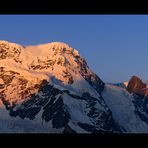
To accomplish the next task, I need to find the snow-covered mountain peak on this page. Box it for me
[33,41,79,57]
[0,40,112,133]
[0,40,104,106]
[1,40,148,133]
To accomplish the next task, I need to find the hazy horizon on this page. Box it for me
[0,15,148,83]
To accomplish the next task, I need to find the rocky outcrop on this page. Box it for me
[0,41,22,63]
[127,76,148,97]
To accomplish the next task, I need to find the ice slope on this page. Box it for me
[102,84,148,133]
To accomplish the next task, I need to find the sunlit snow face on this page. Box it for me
[0,41,102,106]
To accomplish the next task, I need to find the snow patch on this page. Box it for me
[63,94,92,124]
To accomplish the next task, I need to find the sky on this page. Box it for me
[0,15,148,83]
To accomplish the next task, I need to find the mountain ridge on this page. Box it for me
[0,40,117,133]
[0,40,148,133]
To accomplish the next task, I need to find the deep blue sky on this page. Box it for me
[0,15,148,83]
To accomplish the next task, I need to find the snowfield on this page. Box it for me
[102,84,148,133]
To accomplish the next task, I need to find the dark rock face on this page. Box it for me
[4,80,121,133]
[75,55,104,94]
[127,76,147,97]
[132,94,148,124]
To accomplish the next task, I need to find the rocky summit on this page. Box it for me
[127,76,148,97]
